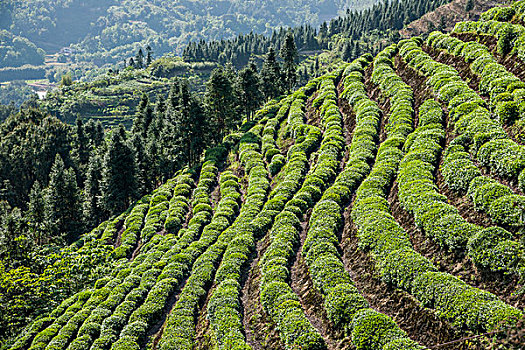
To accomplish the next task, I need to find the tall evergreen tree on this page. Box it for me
[342,41,353,61]
[101,126,137,216]
[237,60,262,120]
[44,154,82,242]
[83,153,104,229]
[465,0,474,12]
[84,119,105,148]
[26,181,46,245]
[132,93,153,139]
[72,118,90,184]
[260,47,282,100]
[146,45,153,66]
[130,133,150,195]
[280,30,298,92]
[170,80,207,167]
[205,67,239,143]
[135,48,144,69]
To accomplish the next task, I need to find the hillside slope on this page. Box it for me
[400,0,504,36]
[6,2,525,350]
[0,0,378,65]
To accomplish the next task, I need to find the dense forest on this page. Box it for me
[6,0,455,129]
[0,0,378,67]
[182,0,451,67]
[0,30,44,68]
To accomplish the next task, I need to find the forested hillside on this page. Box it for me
[2,1,525,349]
[26,0,453,128]
[0,0,377,67]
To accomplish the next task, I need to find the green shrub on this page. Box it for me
[467,227,523,272]
[351,309,408,350]
[489,194,525,227]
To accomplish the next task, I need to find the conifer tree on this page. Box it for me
[465,0,474,12]
[130,133,150,195]
[132,93,153,139]
[136,48,144,69]
[205,67,239,143]
[26,181,46,245]
[280,30,298,92]
[260,47,282,100]
[237,60,262,119]
[83,153,104,229]
[72,118,90,183]
[342,41,352,61]
[44,154,82,242]
[101,126,137,216]
[146,45,153,66]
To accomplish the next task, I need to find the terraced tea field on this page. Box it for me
[9,2,525,349]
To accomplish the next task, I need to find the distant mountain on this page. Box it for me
[0,0,379,67]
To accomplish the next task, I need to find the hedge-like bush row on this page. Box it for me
[258,72,350,350]
[140,173,189,242]
[82,156,231,350]
[444,139,525,228]
[400,99,524,273]
[428,31,525,125]
[13,107,270,350]
[26,292,93,350]
[262,98,290,166]
[400,37,525,227]
[455,19,525,55]
[26,156,225,350]
[128,173,241,350]
[163,172,194,234]
[353,43,524,332]
[155,107,280,349]
[304,56,426,350]
[170,160,219,254]
[371,46,414,140]
[399,37,525,181]
[399,100,477,250]
[207,86,332,349]
[207,117,273,349]
[26,235,170,350]
[100,212,128,244]
[112,196,149,259]
[74,236,178,350]
[459,0,525,56]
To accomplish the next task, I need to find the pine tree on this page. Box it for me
[130,133,150,195]
[132,93,153,139]
[83,153,104,229]
[353,41,361,58]
[72,118,90,183]
[280,31,298,92]
[146,45,153,66]
[101,126,137,216]
[342,41,353,61]
[205,67,239,143]
[26,181,46,245]
[237,60,262,119]
[44,154,82,242]
[260,47,282,100]
[166,80,207,169]
[136,48,144,69]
